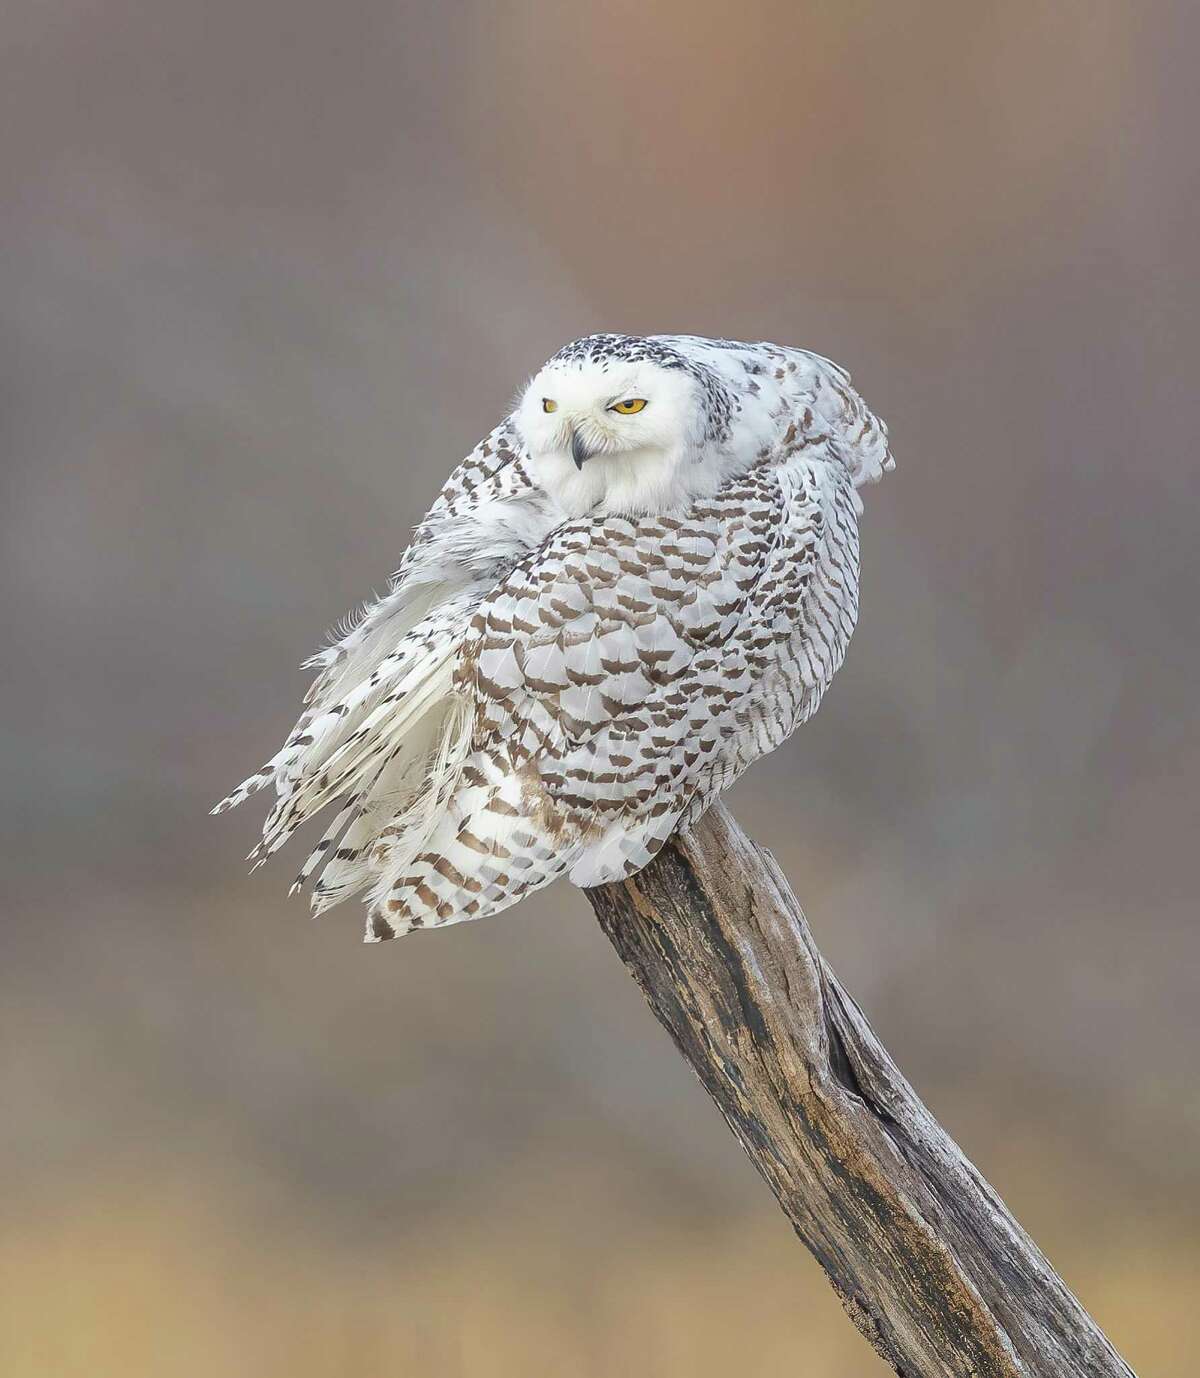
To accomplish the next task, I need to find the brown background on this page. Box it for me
[2,3,1197,1374]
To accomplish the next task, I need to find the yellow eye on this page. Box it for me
[610,398,648,414]
[542,398,557,413]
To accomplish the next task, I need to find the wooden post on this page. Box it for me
[586,801,1136,1378]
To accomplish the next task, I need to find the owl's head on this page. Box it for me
[515,334,735,516]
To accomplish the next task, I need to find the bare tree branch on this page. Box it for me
[586,801,1136,1378]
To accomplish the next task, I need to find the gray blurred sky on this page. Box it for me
[2,0,1197,1253]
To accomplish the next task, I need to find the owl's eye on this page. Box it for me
[610,398,648,414]
[542,398,558,413]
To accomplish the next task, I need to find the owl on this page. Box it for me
[215,334,893,940]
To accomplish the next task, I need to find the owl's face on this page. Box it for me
[518,357,701,471]
[515,355,707,516]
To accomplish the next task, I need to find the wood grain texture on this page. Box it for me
[586,801,1135,1378]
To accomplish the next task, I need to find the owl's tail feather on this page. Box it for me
[305,693,475,914]
[210,581,466,819]
[361,760,577,941]
[214,579,481,923]
[249,646,459,862]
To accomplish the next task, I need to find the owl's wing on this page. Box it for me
[462,448,857,888]
[298,419,537,724]
[211,419,538,857]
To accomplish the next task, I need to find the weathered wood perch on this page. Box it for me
[586,801,1135,1378]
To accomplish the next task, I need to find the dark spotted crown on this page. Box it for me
[547,334,735,444]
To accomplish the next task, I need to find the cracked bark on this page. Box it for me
[585,801,1135,1378]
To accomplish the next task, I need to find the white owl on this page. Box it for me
[215,334,893,940]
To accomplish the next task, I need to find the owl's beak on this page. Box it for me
[569,427,596,471]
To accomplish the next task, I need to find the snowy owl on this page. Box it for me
[215,334,893,941]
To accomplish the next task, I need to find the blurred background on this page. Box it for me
[2,2,1197,1374]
